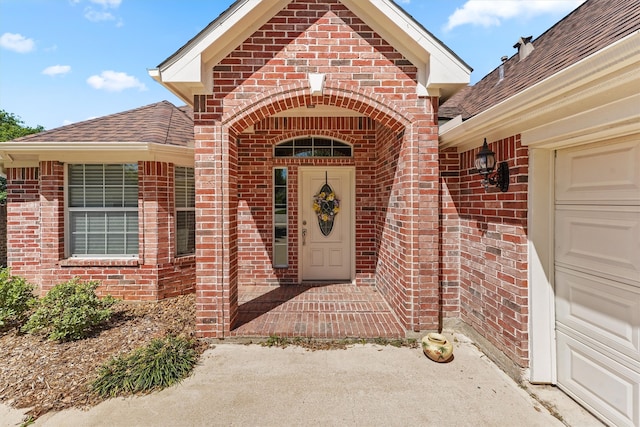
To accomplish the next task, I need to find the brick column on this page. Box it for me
[194,101,238,338]
[40,161,64,266]
[414,97,441,332]
[6,167,40,285]
[140,161,172,267]
[439,147,461,320]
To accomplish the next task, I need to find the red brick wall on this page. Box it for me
[439,148,460,318]
[6,161,195,301]
[236,117,376,286]
[193,0,440,337]
[6,167,40,284]
[0,204,5,267]
[456,136,529,367]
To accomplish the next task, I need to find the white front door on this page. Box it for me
[300,167,353,282]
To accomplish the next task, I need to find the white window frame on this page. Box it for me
[273,167,288,268]
[65,163,139,258]
[273,137,353,158]
[175,166,195,257]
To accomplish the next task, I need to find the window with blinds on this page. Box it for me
[67,164,139,257]
[175,166,195,256]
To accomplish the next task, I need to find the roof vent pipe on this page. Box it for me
[498,56,508,82]
[513,36,534,61]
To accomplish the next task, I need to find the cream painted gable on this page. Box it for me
[149,0,471,104]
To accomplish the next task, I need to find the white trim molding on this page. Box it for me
[149,0,471,105]
[0,141,194,171]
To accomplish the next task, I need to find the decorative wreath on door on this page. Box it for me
[313,182,340,236]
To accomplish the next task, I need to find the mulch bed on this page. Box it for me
[0,294,202,418]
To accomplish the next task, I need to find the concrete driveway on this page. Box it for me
[2,334,601,427]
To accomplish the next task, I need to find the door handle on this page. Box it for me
[302,228,307,246]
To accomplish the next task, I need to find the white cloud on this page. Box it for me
[90,0,121,7]
[84,8,115,22]
[87,70,147,92]
[0,32,35,53]
[79,0,122,24]
[445,0,587,31]
[42,65,72,76]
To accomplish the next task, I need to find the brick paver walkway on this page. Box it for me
[230,283,405,338]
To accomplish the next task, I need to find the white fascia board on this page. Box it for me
[522,93,640,149]
[154,0,290,102]
[0,142,194,168]
[439,30,640,151]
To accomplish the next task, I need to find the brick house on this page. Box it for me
[0,1,638,425]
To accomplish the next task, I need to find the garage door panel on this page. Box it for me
[556,267,640,362]
[555,206,640,284]
[556,139,640,205]
[555,139,640,427]
[557,332,640,427]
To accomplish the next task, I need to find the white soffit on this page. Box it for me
[150,0,470,105]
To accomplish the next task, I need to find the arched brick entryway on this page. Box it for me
[194,83,440,338]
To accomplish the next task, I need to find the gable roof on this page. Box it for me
[440,0,640,120]
[0,101,195,172]
[14,100,193,146]
[149,0,471,105]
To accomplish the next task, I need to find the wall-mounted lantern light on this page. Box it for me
[475,138,509,192]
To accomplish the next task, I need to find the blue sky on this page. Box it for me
[0,0,585,130]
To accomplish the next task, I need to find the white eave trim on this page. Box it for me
[0,141,195,169]
[439,30,640,151]
[150,0,471,104]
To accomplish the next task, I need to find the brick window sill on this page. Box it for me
[173,254,196,266]
[59,258,141,268]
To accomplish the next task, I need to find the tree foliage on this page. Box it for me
[0,110,44,142]
[0,109,44,203]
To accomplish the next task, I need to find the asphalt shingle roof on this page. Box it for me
[15,100,193,146]
[440,0,640,120]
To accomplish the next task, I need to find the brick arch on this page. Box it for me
[222,81,414,134]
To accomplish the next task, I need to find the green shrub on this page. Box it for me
[92,335,198,398]
[0,268,36,328]
[22,278,116,341]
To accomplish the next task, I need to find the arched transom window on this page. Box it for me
[274,137,352,158]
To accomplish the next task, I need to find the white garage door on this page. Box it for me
[555,138,640,427]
